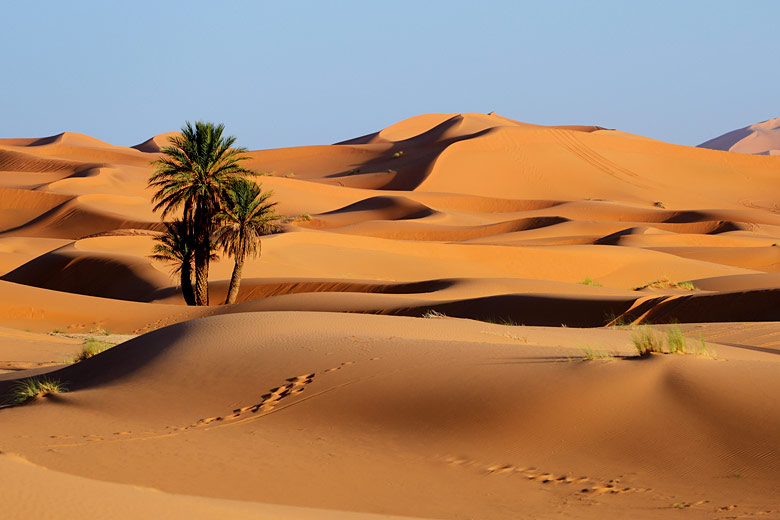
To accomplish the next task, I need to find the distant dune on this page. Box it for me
[698,116,780,155]
[0,112,779,519]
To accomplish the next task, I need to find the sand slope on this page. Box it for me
[698,116,780,155]
[1,313,779,519]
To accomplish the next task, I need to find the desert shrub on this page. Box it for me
[632,326,664,355]
[6,377,67,405]
[581,348,615,360]
[634,278,696,291]
[578,276,602,287]
[654,201,666,208]
[422,309,447,319]
[73,338,113,362]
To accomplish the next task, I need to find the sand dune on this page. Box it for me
[1,313,779,519]
[1,112,779,518]
[698,116,780,155]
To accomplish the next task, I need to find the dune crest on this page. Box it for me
[698,116,780,155]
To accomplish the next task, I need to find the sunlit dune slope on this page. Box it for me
[1,313,778,519]
[0,112,778,327]
[698,116,780,155]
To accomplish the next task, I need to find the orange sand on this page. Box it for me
[0,113,778,518]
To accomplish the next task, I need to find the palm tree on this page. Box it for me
[150,220,196,306]
[149,121,256,305]
[214,179,279,304]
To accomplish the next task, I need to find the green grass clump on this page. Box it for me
[604,311,633,327]
[581,348,615,360]
[6,377,67,406]
[578,276,602,287]
[73,338,113,363]
[666,324,687,354]
[632,326,664,356]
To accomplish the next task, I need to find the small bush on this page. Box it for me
[666,324,687,354]
[581,348,615,360]
[654,201,666,208]
[578,276,602,287]
[392,150,404,158]
[634,278,696,291]
[73,338,113,362]
[604,311,633,327]
[422,309,447,319]
[6,377,67,405]
[632,326,664,356]
[295,213,312,222]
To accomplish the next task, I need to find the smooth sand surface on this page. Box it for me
[698,116,780,155]
[0,112,779,518]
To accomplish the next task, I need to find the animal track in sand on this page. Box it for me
[324,361,355,373]
[186,373,316,429]
[44,357,369,447]
[443,455,650,495]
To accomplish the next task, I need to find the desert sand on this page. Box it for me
[0,113,779,519]
[699,116,780,155]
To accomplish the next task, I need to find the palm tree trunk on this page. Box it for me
[193,204,210,306]
[180,261,196,306]
[224,255,244,305]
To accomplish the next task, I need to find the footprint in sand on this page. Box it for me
[445,455,647,495]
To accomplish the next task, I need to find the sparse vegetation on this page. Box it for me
[283,172,296,178]
[392,150,404,158]
[654,201,666,208]
[422,309,447,319]
[632,326,665,356]
[634,278,696,291]
[578,276,602,287]
[482,316,521,326]
[604,311,633,327]
[666,324,687,354]
[581,348,615,360]
[73,338,113,362]
[632,325,717,358]
[51,329,64,334]
[6,377,67,406]
[295,213,312,222]
[347,168,361,175]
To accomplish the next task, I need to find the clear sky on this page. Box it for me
[2,0,778,150]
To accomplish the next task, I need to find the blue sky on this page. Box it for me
[1,1,777,149]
